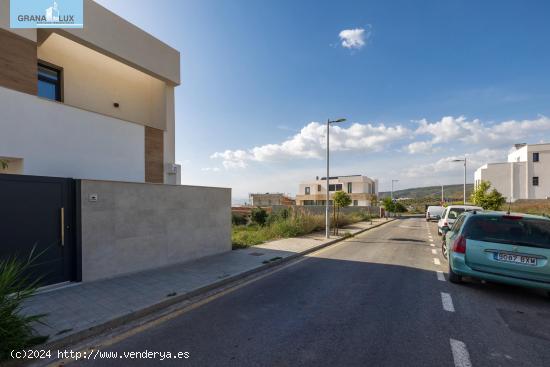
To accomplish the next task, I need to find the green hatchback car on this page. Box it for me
[443,211,550,292]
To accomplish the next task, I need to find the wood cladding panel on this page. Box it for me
[145,126,164,183]
[0,29,37,95]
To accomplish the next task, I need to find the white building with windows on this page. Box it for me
[296,175,379,206]
[0,0,180,184]
[474,143,550,201]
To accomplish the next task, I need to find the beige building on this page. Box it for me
[249,193,295,206]
[475,143,550,201]
[0,0,180,184]
[296,175,379,206]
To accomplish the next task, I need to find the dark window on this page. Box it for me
[451,215,466,232]
[37,63,62,101]
[447,208,465,220]
[305,187,310,195]
[463,215,550,249]
[353,200,358,206]
[317,185,321,192]
[533,177,539,186]
[347,182,352,193]
[533,152,539,162]
[329,184,342,191]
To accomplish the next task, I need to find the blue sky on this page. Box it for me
[96,0,550,201]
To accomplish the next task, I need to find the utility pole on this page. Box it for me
[325,118,346,238]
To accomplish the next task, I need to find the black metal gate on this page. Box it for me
[0,174,76,286]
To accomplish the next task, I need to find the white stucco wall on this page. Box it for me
[0,86,144,181]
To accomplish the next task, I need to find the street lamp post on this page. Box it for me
[452,157,467,204]
[391,179,399,200]
[325,118,346,238]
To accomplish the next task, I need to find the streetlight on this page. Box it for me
[325,118,346,238]
[391,179,399,200]
[452,157,467,204]
[441,184,445,205]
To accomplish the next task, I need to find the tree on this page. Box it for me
[370,194,379,207]
[332,191,352,235]
[470,181,506,210]
[382,197,395,216]
[393,201,407,214]
[0,160,7,170]
[250,207,268,226]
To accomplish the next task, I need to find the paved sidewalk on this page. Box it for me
[23,218,393,347]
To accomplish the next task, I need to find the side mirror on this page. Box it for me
[441,226,450,235]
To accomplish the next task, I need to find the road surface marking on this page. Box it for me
[441,292,455,312]
[45,219,392,366]
[431,249,437,254]
[433,258,441,265]
[430,243,435,247]
[450,339,472,367]
[436,271,445,281]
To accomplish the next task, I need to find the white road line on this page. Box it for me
[431,249,437,254]
[436,271,446,281]
[441,292,455,312]
[450,339,472,367]
[433,258,441,265]
[430,243,435,247]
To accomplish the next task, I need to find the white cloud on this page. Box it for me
[409,115,550,154]
[404,148,507,178]
[211,121,410,169]
[339,28,366,49]
[201,167,221,172]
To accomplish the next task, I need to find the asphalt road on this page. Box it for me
[75,218,550,367]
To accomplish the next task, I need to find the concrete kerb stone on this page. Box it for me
[36,218,396,353]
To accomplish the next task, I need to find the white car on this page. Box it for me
[437,205,483,235]
[426,206,444,222]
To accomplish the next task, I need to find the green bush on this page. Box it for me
[250,207,268,226]
[232,208,371,249]
[1,249,48,361]
[231,213,248,226]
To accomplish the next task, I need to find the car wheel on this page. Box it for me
[441,241,448,260]
[448,263,462,284]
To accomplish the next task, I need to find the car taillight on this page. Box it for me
[452,235,466,254]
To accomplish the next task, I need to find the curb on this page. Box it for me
[34,218,397,354]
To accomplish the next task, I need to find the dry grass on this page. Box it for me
[508,200,550,216]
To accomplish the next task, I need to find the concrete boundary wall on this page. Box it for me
[79,180,231,282]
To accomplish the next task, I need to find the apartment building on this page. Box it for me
[249,193,295,207]
[296,175,379,206]
[475,143,550,201]
[0,0,180,184]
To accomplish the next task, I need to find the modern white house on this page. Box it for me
[296,175,379,206]
[0,0,181,184]
[474,143,550,201]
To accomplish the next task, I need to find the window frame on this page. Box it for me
[533,176,539,186]
[305,187,310,195]
[533,152,540,162]
[347,182,352,193]
[37,60,63,102]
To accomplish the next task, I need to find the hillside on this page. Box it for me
[379,184,474,200]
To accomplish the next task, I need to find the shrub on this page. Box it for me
[231,213,248,226]
[250,207,268,226]
[0,249,48,360]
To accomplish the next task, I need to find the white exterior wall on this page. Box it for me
[476,144,550,201]
[298,176,378,195]
[0,86,144,181]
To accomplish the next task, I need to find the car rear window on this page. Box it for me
[463,216,550,249]
[447,208,465,219]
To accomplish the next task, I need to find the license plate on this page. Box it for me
[494,252,537,266]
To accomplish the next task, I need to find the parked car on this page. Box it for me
[426,206,444,222]
[443,211,550,292]
[437,205,483,235]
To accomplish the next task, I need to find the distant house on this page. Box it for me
[475,143,550,201]
[296,175,379,206]
[249,193,295,206]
